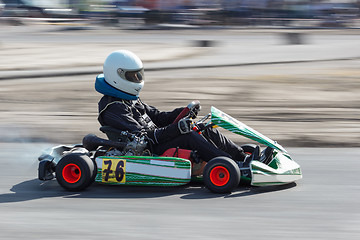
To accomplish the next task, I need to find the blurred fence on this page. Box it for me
[1,0,360,28]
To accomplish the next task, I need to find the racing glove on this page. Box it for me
[178,118,193,134]
[187,100,201,119]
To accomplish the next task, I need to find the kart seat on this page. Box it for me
[100,126,127,142]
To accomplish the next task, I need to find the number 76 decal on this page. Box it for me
[102,159,126,183]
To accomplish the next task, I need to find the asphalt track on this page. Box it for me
[0,144,359,240]
[1,25,359,239]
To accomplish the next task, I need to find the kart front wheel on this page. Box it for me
[241,144,257,155]
[56,154,95,191]
[203,157,241,193]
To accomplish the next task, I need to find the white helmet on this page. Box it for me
[103,50,144,96]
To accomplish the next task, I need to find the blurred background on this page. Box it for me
[0,0,359,147]
[1,2,360,239]
[1,0,360,27]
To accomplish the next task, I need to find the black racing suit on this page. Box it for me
[98,95,247,162]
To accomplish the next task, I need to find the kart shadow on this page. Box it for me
[181,182,297,199]
[225,182,297,198]
[0,179,297,203]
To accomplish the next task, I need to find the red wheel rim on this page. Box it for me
[62,164,81,183]
[209,166,230,186]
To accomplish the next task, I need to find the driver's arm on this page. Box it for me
[99,101,184,144]
[141,101,184,127]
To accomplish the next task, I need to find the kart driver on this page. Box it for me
[95,50,259,166]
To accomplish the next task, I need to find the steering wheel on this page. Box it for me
[173,101,200,124]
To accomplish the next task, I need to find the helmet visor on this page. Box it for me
[117,68,144,83]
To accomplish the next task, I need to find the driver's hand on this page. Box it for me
[187,100,201,119]
[178,118,193,134]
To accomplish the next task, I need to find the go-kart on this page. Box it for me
[38,105,302,193]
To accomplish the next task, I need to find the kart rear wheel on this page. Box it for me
[203,157,241,193]
[56,153,95,191]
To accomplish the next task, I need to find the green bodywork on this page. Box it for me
[94,156,192,186]
[211,106,302,186]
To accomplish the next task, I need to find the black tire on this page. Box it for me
[89,159,98,184]
[241,144,257,155]
[56,153,95,191]
[203,157,241,193]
